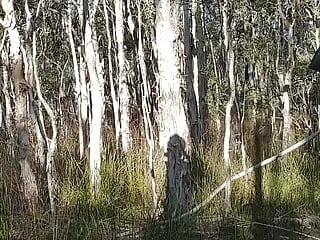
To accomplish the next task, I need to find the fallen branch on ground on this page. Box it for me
[172,130,320,222]
[117,131,320,237]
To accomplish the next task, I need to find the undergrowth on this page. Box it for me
[1,120,320,239]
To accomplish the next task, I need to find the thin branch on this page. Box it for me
[115,130,320,237]
[172,130,320,222]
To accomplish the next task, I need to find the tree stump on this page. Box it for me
[165,134,191,218]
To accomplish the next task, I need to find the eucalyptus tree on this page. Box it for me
[32,15,58,214]
[136,0,157,209]
[302,0,320,132]
[115,0,131,151]
[304,0,320,50]
[1,40,13,130]
[1,0,39,213]
[103,0,121,149]
[192,0,207,144]
[83,0,106,194]
[183,0,199,146]
[155,0,191,217]
[275,0,296,153]
[67,0,89,160]
[221,0,235,214]
[24,0,59,213]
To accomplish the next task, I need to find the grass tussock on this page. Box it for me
[1,118,320,239]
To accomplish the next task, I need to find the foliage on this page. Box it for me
[1,0,320,238]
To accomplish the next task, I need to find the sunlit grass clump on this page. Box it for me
[2,123,320,238]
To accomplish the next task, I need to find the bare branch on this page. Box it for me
[172,130,320,222]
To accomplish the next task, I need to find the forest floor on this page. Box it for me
[1,129,320,239]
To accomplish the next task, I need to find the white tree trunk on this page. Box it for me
[192,0,199,108]
[313,0,320,49]
[156,0,189,149]
[183,0,199,146]
[316,27,320,49]
[276,2,295,153]
[83,1,105,194]
[156,0,191,217]
[222,0,235,214]
[68,0,89,159]
[115,0,131,151]
[282,27,294,150]
[23,0,46,171]
[282,87,291,147]
[137,0,157,210]
[1,0,39,212]
[192,0,207,143]
[32,29,58,213]
[103,0,121,146]
[1,47,13,128]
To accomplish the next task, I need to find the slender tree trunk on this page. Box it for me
[67,0,89,159]
[276,0,295,159]
[137,0,157,210]
[1,0,39,213]
[103,0,121,147]
[192,0,207,144]
[83,1,105,194]
[115,0,131,151]
[23,0,46,173]
[314,0,320,50]
[309,1,320,131]
[1,47,13,129]
[183,0,199,146]
[155,0,191,217]
[222,0,235,214]
[209,40,222,133]
[239,83,247,182]
[32,28,57,213]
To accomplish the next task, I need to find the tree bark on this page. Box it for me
[155,0,191,218]
[1,46,13,129]
[32,28,58,214]
[192,0,207,144]
[276,0,295,162]
[137,0,157,210]
[1,0,39,213]
[103,0,121,147]
[115,0,131,151]
[67,0,89,159]
[183,0,199,146]
[83,0,105,194]
[222,0,235,214]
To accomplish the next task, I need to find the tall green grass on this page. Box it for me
[1,117,320,239]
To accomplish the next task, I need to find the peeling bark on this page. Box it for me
[83,1,105,194]
[103,0,121,147]
[192,0,207,144]
[1,0,39,213]
[183,0,199,146]
[222,0,235,214]
[32,30,58,213]
[115,0,131,151]
[67,0,89,159]
[155,0,191,217]
[137,0,157,210]
[276,0,295,161]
